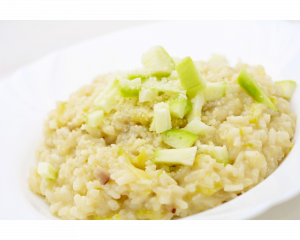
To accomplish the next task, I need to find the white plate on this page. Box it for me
[1,21,300,220]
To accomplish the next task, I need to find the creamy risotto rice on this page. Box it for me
[28,46,296,220]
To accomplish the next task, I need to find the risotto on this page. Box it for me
[28,46,297,220]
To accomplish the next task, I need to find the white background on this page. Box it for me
[1,20,300,220]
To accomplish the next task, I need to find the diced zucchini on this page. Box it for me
[37,162,57,180]
[95,79,119,102]
[187,92,205,122]
[184,98,193,116]
[161,129,198,149]
[275,80,296,100]
[176,56,206,98]
[150,102,172,133]
[168,95,187,118]
[183,117,210,136]
[237,69,278,112]
[198,145,230,165]
[142,77,186,95]
[94,79,119,113]
[204,81,227,101]
[94,87,118,113]
[127,68,150,80]
[153,147,197,166]
[86,110,104,128]
[119,78,141,98]
[142,46,175,77]
[139,87,156,103]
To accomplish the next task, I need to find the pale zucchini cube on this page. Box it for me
[153,147,197,166]
[139,87,156,103]
[198,145,230,165]
[183,117,210,136]
[142,46,175,77]
[37,162,57,180]
[176,56,206,98]
[86,110,104,128]
[204,81,227,101]
[161,129,198,149]
[168,95,188,118]
[119,78,141,98]
[187,92,205,122]
[275,80,296,100]
[150,102,172,134]
[95,87,118,113]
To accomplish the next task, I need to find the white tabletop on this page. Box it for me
[1,21,299,220]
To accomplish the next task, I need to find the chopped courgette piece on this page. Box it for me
[204,81,227,101]
[142,77,186,95]
[37,162,57,180]
[161,129,198,149]
[153,147,197,166]
[127,68,150,80]
[94,79,119,113]
[198,145,230,165]
[187,92,205,122]
[184,98,193,116]
[237,68,278,112]
[119,78,141,98]
[176,56,206,98]
[94,87,118,113]
[168,95,187,118]
[139,87,156,103]
[86,110,104,128]
[142,46,175,77]
[150,102,172,133]
[275,80,296,100]
[183,117,210,136]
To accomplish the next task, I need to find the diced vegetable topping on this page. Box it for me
[162,129,198,149]
[153,147,197,166]
[130,148,148,170]
[37,162,57,180]
[94,88,118,113]
[127,68,150,80]
[119,78,141,98]
[237,68,278,112]
[142,46,175,77]
[86,110,104,128]
[94,80,119,107]
[198,145,230,165]
[176,57,206,98]
[275,80,297,100]
[168,95,187,118]
[184,98,193,115]
[150,102,172,133]
[187,92,205,122]
[139,87,156,103]
[183,117,210,136]
[204,81,227,101]
[142,77,186,95]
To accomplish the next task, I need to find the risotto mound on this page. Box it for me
[28,46,296,220]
